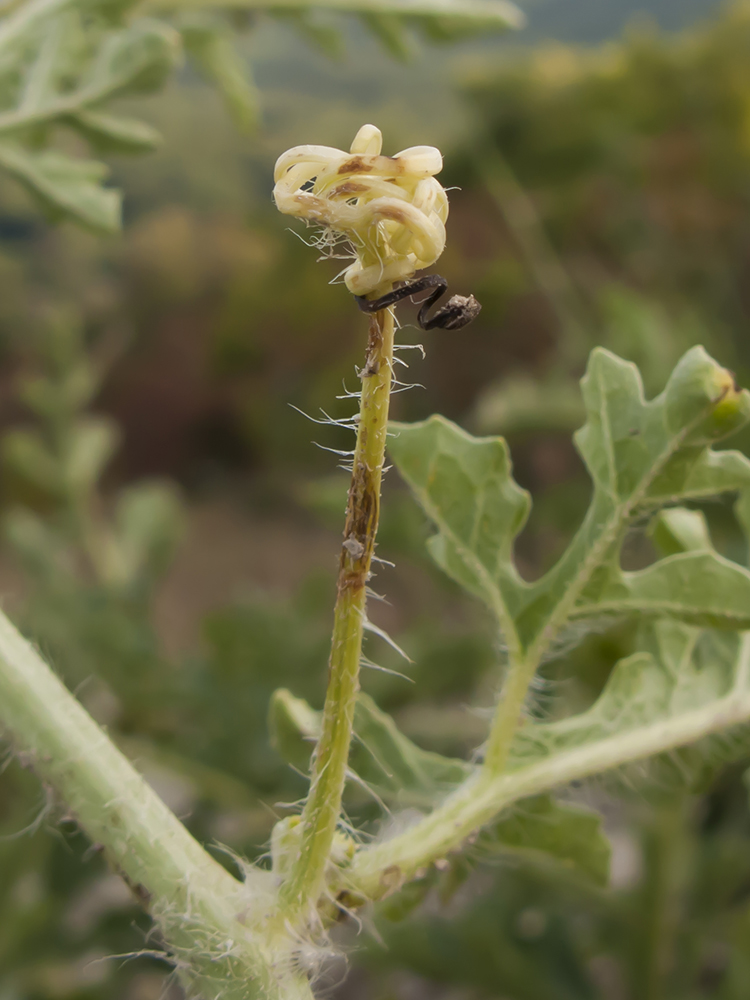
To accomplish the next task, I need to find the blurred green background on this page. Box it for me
[6,1,750,998]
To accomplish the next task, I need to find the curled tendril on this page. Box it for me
[355,274,482,331]
[273,123,448,297]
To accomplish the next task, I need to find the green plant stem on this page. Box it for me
[0,609,313,1000]
[638,801,690,1000]
[279,302,395,923]
[345,635,750,900]
[482,653,539,774]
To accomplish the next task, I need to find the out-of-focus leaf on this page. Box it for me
[481,795,611,886]
[414,10,501,41]
[0,145,120,232]
[80,20,179,101]
[0,21,179,135]
[0,18,178,232]
[65,110,162,154]
[19,357,98,422]
[371,866,597,1000]
[180,16,259,132]
[12,14,71,114]
[473,374,585,435]
[2,428,60,493]
[267,9,343,58]
[161,0,524,32]
[2,507,70,578]
[66,417,119,492]
[269,687,321,773]
[0,0,140,61]
[350,691,473,803]
[736,490,750,552]
[358,12,412,59]
[113,481,185,585]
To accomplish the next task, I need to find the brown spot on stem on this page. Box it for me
[119,871,153,907]
[361,312,384,377]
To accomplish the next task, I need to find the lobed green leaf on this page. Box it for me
[270,688,472,807]
[479,794,611,886]
[388,414,530,639]
[390,347,750,654]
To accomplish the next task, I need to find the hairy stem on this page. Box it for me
[482,653,539,774]
[0,610,312,1000]
[280,303,395,921]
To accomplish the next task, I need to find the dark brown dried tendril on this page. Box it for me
[355,274,481,331]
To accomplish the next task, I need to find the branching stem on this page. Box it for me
[346,641,750,901]
[279,300,395,921]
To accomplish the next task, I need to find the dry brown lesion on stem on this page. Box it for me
[338,314,386,591]
[338,458,378,591]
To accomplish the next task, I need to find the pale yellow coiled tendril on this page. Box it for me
[273,123,448,298]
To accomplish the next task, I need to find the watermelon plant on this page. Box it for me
[2,115,750,997]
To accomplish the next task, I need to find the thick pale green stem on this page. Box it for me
[0,610,313,1000]
[280,303,395,921]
